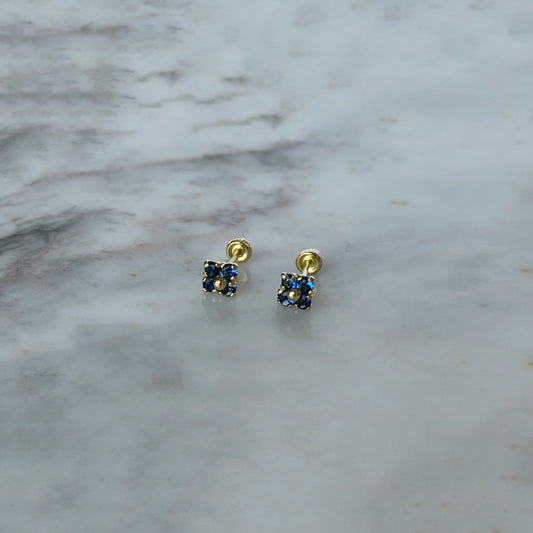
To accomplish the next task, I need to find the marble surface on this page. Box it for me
[1,1,533,532]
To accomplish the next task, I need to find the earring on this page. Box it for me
[203,238,252,297]
[277,249,323,310]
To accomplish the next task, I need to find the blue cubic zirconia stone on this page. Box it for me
[297,298,312,310]
[300,277,315,294]
[282,274,298,290]
[221,284,237,297]
[278,291,289,305]
[221,263,238,280]
[204,261,219,278]
[203,277,215,292]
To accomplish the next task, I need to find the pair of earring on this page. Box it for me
[202,238,323,310]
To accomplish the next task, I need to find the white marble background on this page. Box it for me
[1,1,533,532]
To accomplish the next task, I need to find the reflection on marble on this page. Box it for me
[1,1,533,532]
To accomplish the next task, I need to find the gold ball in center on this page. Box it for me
[287,289,301,302]
[213,277,227,291]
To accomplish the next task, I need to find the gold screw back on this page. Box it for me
[226,238,253,263]
[295,249,323,275]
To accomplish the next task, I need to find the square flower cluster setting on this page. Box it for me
[202,261,239,297]
[277,273,315,309]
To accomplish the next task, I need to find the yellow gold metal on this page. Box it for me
[226,238,252,263]
[295,249,323,275]
[213,277,227,291]
[287,289,301,302]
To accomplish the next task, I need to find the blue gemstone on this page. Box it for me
[282,274,298,290]
[297,298,312,309]
[221,263,238,280]
[278,291,289,305]
[220,283,237,296]
[203,277,215,292]
[299,277,315,294]
[204,261,219,278]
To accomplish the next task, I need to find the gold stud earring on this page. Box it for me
[203,238,252,297]
[277,249,323,309]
